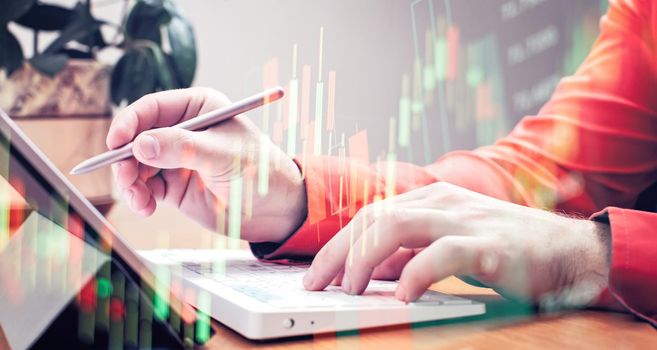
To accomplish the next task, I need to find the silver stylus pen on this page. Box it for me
[70,86,285,175]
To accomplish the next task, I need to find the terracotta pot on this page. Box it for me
[0,59,115,214]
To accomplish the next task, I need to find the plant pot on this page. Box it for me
[0,59,115,214]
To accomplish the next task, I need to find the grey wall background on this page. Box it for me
[12,0,607,165]
[186,0,606,164]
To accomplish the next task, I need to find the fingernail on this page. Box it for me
[123,189,134,205]
[342,275,352,294]
[303,267,314,289]
[395,284,408,303]
[137,134,160,160]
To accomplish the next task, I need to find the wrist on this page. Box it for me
[538,219,612,311]
[273,157,308,243]
[581,220,611,285]
[243,153,307,243]
[566,220,612,308]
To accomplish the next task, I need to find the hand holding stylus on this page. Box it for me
[103,87,307,243]
[72,87,285,175]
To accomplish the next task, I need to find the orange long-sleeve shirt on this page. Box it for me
[252,0,657,327]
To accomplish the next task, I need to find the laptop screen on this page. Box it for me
[0,112,210,348]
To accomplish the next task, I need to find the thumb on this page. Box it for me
[132,128,222,173]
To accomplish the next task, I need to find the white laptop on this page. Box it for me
[139,248,485,339]
[0,106,484,345]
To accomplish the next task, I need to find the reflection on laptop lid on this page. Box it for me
[0,108,211,348]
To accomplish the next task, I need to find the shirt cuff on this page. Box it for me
[249,156,334,262]
[590,207,657,327]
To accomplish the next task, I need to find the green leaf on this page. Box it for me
[73,2,106,50]
[0,27,24,76]
[78,28,106,50]
[58,48,93,59]
[144,42,176,90]
[165,53,182,86]
[0,0,36,24]
[125,0,171,44]
[127,49,158,103]
[166,15,196,87]
[42,3,102,55]
[30,53,68,77]
[111,49,157,105]
[15,3,73,31]
[161,0,179,16]
[110,52,131,105]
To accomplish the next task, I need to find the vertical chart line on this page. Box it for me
[429,0,452,155]
[411,0,435,163]
[318,27,324,82]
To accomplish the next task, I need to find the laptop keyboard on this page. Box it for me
[178,257,473,309]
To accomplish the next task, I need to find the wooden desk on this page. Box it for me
[107,202,657,349]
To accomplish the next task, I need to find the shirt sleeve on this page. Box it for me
[427,0,657,324]
[591,208,657,327]
[251,0,657,325]
[429,0,657,212]
[250,156,438,260]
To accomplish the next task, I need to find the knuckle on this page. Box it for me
[108,117,134,147]
[378,209,410,242]
[193,87,231,110]
[361,204,375,217]
[432,181,448,190]
[173,132,197,157]
[383,208,409,229]
[316,244,329,258]
[354,204,379,229]
[437,236,467,256]
[314,242,333,262]
[433,181,455,194]
[192,86,219,97]
[195,134,225,171]
[441,182,456,190]
[191,86,214,94]
[208,89,231,105]
[137,92,157,106]
[352,205,371,222]
[195,86,216,99]
[134,93,160,118]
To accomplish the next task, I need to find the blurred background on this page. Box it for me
[4,0,607,249]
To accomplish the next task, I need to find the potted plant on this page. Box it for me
[0,0,197,213]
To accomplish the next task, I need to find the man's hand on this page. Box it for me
[106,87,307,243]
[303,182,611,309]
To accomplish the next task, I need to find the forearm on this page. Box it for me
[250,155,438,259]
[424,150,525,204]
